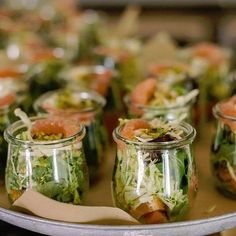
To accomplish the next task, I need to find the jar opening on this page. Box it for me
[34,88,106,115]
[63,65,118,80]
[213,102,236,122]
[4,116,86,146]
[113,121,196,149]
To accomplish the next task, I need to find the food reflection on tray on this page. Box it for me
[0,0,235,227]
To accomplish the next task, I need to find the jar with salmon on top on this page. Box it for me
[0,67,29,114]
[211,95,236,198]
[147,62,198,91]
[24,46,66,113]
[178,42,232,122]
[94,39,142,91]
[112,118,197,224]
[0,83,20,183]
[61,65,124,139]
[4,115,88,204]
[34,88,107,183]
[125,78,199,123]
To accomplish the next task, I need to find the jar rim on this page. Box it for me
[113,121,196,149]
[124,94,195,111]
[4,116,86,146]
[213,101,236,122]
[64,65,119,78]
[33,88,106,114]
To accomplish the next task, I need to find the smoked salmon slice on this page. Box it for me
[130,78,156,115]
[120,119,150,140]
[31,117,82,139]
[219,95,236,132]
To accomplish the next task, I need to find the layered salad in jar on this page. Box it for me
[179,42,231,116]
[0,67,29,113]
[0,88,17,182]
[211,95,236,198]
[62,65,122,111]
[61,65,124,139]
[112,118,197,224]
[94,38,142,90]
[34,88,107,182]
[4,114,88,204]
[25,46,66,111]
[148,62,197,91]
[126,77,199,121]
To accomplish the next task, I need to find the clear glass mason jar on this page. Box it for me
[0,91,18,183]
[112,122,197,224]
[75,10,104,62]
[94,39,142,90]
[4,116,88,204]
[25,51,65,113]
[61,65,125,140]
[62,65,123,112]
[34,89,107,183]
[0,107,11,183]
[0,67,30,114]
[211,100,236,198]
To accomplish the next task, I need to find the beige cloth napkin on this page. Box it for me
[13,189,139,225]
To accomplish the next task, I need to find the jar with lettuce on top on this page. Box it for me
[34,88,107,183]
[148,62,198,92]
[0,88,19,183]
[73,10,105,63]
[0,67,27,182]
[0,67,29,114]
[61,65,124,139]
[125,77,199,123]
[94,38,142,92]
[178,42,232,121]
[4,113,88,204]
[211,95,236,198]
[24,46,66,113]
[112,118,197,224]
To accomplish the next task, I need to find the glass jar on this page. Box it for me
[0,107,11,183]
[75,10,104,62]
[178,43,231,123]
[94,39,142,91]
[0,67,29,114]
[25,49,66,113]
[0,91,18,183]
[211,100,236,198]
[112,122,197,224]
[62,65,123,112]
[34,89,107,183]
[4,116,88,204]
[62,65,125,139]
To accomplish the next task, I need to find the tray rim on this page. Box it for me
[0,204,236,231]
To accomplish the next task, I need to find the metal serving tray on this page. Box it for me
[0,126,235,236]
